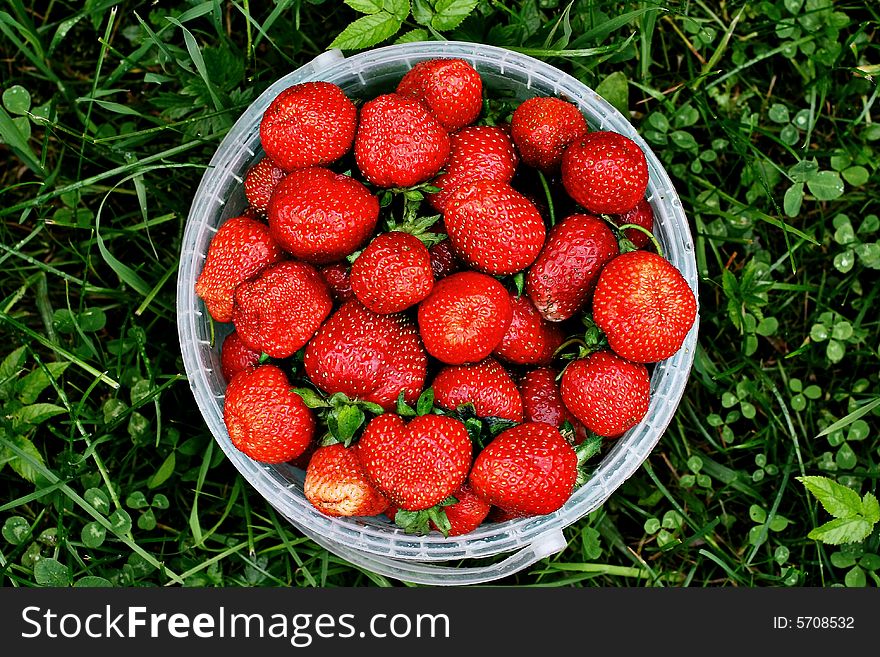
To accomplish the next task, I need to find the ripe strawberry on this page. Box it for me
[613,198,655,249]
[562,131,649,214]
[349,231,434,314]
[444,180,546,275]
[259,81,357,172]
[304,300,427,410]
[560,351,650,437]
[232,261,332,358]
[525,213,618,322]
[223,364,314,463]
[383,484,490,536]
[428,237,461,280]
[243,158,286,214]
[304,444,389,517]
[592,251,697,363]
[194,216,284,323]
[427,125,519,212]
[510,96,589,171]
[268,167,379,264]
[220,330,261,382]
[359,414,472,511]
[494,292,564,365]
[417,271,513,365]
[396,58,483,132]
[468,422,577,517]
[440,484,492,536]
[432,358,523,422]
[354,93,451,188]
[319,263,353,301]
[519,367,587,442]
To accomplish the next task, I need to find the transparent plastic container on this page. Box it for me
[177,41,700,586]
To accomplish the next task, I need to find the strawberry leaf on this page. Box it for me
[329,11,402,51]
[416,387,434,416]
[807,517,874,545]
[797,475,864,519]
[344,0,384,14]
[431,0,479,31]
[862,492,880,524]
[396,390,417,417]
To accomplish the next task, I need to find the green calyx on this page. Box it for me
[292,388,385,447]
[393,496,457,537]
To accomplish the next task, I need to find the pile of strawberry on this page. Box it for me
[194,58,697,538]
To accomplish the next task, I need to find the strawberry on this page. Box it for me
[259,81,357,172]
[613,197,654,249]
[268,167,379,264]
[220,330,261,382]
[417,271,513,365]
[440,484,492,536]
[468,422,577,517]
[232,260,332,358]
[388,484,492,536]
[561,131,649,214]
[525,213,618,322]
[194,216,284,323]
[519,367,587,442]
[494,292,564,365]
[432,358,523,422]
[358,414,472,511]
[428,237,461,280]
[510,96,589,171]
[444,180,546,276]
[560,351,650,437]
[319,263,353,301]
[304,444,389,517]
[396,58,483,133]
[349,231,434,314]
[304,300,427,410]
[592,251,697,363]
[243,158,286,215]
[426,125,519,212]
[354,93,451,188]
[223,364,314,463]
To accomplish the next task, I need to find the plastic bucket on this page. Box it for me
[176,41,700,586]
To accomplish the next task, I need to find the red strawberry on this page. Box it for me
[304,444,389,517]
[259,81,357,172]
[358,414,472,511]
[494,292,564,365]
[354,93,451,188]
[592,251,697,363]
[223,364,314,463]
[349,231,434,314]
[319,263,353,301]
[520,367,588,442]
[232,260,332,358]
[560,351,650,437]
[268,167,379,264]
[396,58,483,132]
[432,358,523,422]
[428,237,461,280]
[383,484,490,536]
[613,198,655,249]
[510,96,589,171]
[194,216,284,323]
[304,300,427,410]
[444,180,546,275]
[220,330,261,382]
[562,131,649,214]
[468,422,577,517]
[441,484,492,535]
[427,125,518,212]
[417,271,513,365]
[525,213,618,322]
[243,158,286,214]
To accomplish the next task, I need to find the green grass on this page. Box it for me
[1,0,879,588]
